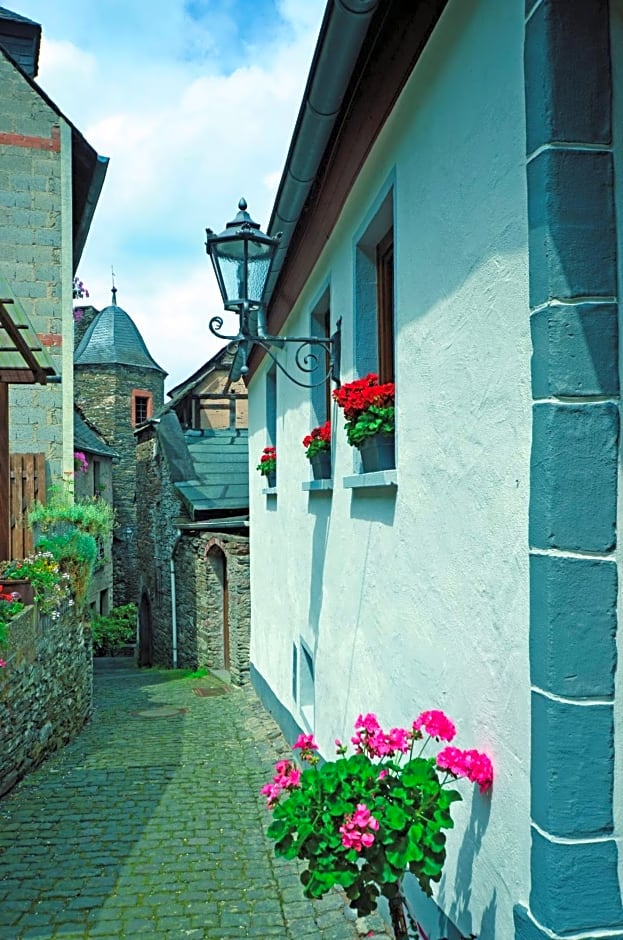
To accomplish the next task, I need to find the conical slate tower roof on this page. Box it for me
[74,299,166,374]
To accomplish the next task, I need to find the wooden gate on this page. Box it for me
[9,452,45,560]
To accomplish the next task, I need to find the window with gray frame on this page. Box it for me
[310,288,332,427]
[266,365,277,446]
[354,188,395,381]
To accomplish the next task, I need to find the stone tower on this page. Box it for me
[74,291,166,606]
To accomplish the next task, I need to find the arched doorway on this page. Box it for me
[207,545,229,671]
[138,591,153,667]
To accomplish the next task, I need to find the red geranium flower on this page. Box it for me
[302,420,331,459]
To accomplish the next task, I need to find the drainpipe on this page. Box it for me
[170,528,182,669]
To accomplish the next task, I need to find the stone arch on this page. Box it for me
[201,536,250,685]
[206,544,229,671]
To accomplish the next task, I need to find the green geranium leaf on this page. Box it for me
[267,820,289,840]
[384,804,409,831]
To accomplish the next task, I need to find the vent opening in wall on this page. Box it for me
[300,642,315,730]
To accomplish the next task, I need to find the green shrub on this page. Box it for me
[36,531,98,611]
[29,496,115,541]
[91,604,137,656]
[27,494,115,613]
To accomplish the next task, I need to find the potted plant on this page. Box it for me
[303,420,332,480]
[333,373,395,472]
[262,710,492,940]
[0,552,72,619]
[0,590,25,636]
[0,567,34,606]
[257,446,277,488]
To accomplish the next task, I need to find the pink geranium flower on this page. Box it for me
[339,803,380,852]
[414,709,456,742]
[437,746,493,793]
[293,733,318,751]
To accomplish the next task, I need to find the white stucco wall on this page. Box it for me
[249,1,531,935]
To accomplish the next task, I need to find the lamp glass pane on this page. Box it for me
[218,255,246,305]
[247,255,272,306]
[211,233,274,306]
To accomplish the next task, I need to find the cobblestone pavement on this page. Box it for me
[0,661,392,939]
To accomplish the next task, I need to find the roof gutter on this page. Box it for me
[73,150,109,270]
[230,0,379,382]
[265,0,379,304]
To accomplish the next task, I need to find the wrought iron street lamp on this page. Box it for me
[205,199,340,387]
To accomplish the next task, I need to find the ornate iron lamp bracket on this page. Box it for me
[208,309,341,388]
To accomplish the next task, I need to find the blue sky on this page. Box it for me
[13,0,326,389]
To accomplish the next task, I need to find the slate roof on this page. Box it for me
[0,6,40,77]
[74,303,167,374]
[178,429,249,518]
[74,408,119,460]
[155,411,248,521]
[0,7,38,24]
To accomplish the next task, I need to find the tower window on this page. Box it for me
[131,389,153,426]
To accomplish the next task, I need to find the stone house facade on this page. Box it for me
[74,296,165,607]
[135,346,250,684]
[0,8,107,489]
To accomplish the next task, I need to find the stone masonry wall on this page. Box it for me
[0,52,67,481]
[76,364,164,607]
[177,533,250,685]
[135,427,179,666]
[0,604,92,797]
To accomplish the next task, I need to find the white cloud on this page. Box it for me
[18,0,327,390]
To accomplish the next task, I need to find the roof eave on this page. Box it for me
[262,0,380,308]
[73,149,109,270]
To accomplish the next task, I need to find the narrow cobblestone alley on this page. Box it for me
[0,661,391,940]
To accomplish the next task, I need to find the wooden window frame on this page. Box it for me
[376,228,394,384]
[131,389,153,427]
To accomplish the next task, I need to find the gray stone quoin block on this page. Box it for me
[530,692,614,838]
[529,553,617,698]
[529,401,619,552]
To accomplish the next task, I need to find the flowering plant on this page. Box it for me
[73,451,89,473]
[0,552,72,619]
[256,446,276,477]
[72,276,89,300]
[0,591,25,631]
[333,373,395,447]
[302,420,331,460]
[263,711,492,926]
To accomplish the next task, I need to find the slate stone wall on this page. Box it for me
[135,426,179,666]
[75,364,164,607]
[0,605,92,797]
[177,533,250,685]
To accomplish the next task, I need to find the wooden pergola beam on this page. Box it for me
[0,300,48,385]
